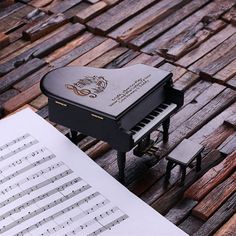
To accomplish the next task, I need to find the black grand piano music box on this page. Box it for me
[41,64,183,182]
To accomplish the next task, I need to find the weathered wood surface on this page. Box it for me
[23,13,69,42]
[0,33,10,49]
[130,0,211,48]
[190,102,236,145]
[193,192,236,236]
[87,0,159,33]
[142,0,235,55]
[219,134,236,155]
[109,0,192,43]
[192,172,236,220]
[2,82,41,114]
[184,150,236,201]
[1,1,236,234]
[213,214,236,236]
[165,199,198,225]
[69,38,118,66]
[179,215,204,236]
[176,25,236,68]
[0,23,85,76]
[0,58,46,93]
[74,1,108,23]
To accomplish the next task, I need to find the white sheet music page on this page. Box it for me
[0,108,187,236]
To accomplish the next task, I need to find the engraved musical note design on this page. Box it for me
[65,75,108,98]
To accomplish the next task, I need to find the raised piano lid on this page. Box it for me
[41,64,172,119]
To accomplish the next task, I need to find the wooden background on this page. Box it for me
[0,0,236,235]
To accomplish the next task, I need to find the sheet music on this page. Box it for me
[0,109,187,236]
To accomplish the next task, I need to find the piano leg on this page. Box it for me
[117,151,126,184]
[69,130,78,144]
[162,117,170,143]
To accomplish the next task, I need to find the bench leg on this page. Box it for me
[165,160,174,182]
[180,166,186,186]
[163,117,170,143]
[117,151,126,184]
[196,153,202,172]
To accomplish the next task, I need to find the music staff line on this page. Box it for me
[13,192,101,236]
[0,134,31,152]
[0,177,83,221]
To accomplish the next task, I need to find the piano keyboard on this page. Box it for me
[131,103,177,143]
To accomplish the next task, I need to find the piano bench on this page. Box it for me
[165,139,204,186]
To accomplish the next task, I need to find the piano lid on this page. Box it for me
[41,64,172,118]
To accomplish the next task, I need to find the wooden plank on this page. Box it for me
[2,82,41,114]
[13,65,52,92]
[0,58,46,93]
[200,46,236,79]
[227,74,236,90]
[201,124,235,150]
[222,6,236,25]
[30,94,48,110]
[179,215,204,235]
[219,134,236,155]
[132,0,211,48]
[69,39,118,66]
[47,0,82,14]
[224,113,236,130]
[29,0,57,8]
[190,102,236,144]
[213,214,236,236]
[85,141,111,160]
[183,80,212,108]
[193,192,236,236]
[213,59,236,84]
[192,173,236,220]
[189,33,236,73]
[176,25,236,68]
[102,0,121,5]
[0,23,85,76]
[109,0,192,43]
[184,150,236,201]
[74,1,107,23]
[0,5,35,33]
[164,199,198,225]
[163,26,211,60]
[0,2,24,20]
[105,49,141,68]
[159,63,187,82]
[79,137,99,152]
[8,12,48,43]
[0,32,10,49]
[22,13,69,42]
[124,53,164,67]
[0,89,20,106]
[87,47,128,68]
[149,150,222,214]
[169,83,225,133]
[45,32,94,63]
[87,0,158,34]
[174,71,199,92]
[63,2,90,19]
[0,20,67,61]
[142,0,235,55]
[205,19,227,33]
[36,105,48,119]
[156,88,236,158]
[52,36,106,68]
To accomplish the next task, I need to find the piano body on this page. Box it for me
[40,64,183,183]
